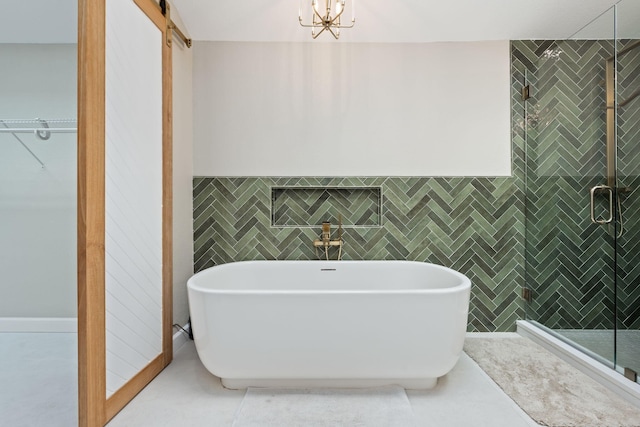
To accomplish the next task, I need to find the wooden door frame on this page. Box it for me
[77,0,173,425]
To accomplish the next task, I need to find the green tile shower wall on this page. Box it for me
[517,40,615,330]
[517,39,640,331]
[192,41,536,333]
[617,40,640,330]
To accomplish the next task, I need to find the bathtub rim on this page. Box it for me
[187,260,471,295]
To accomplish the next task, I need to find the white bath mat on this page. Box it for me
[231,385,418,427]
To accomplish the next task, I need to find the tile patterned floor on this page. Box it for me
[1,332,539,427]
[0,333,77,427]
[108,337,538,427]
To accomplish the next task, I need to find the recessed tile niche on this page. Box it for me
[271,187,382,227]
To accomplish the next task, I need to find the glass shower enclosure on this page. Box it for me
[524,1,640,383]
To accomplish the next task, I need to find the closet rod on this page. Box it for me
[0,119,77,136]
[0,128,77,133]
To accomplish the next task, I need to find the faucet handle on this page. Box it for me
[322,222,331,235]
[321,222,331,244]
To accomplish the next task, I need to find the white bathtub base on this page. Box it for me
[220,377,438,390]
[188,261,471,391]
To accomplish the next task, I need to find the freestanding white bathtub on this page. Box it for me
[187,260,471,389]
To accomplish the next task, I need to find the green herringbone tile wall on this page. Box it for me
[617,40,640,329]
[519,40,616,329]
[194,176,525,332]
[617,176,640,329]
[272,187,381,227]
[517,39,640,331]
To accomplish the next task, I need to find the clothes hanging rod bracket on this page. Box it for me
[0,120,46,168]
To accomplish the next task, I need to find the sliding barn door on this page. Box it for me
[105,0,165,401]
[78,0,172,425]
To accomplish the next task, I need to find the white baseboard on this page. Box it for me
[172,322,191,355]
[2,318,191,356]
[0,317,77,333]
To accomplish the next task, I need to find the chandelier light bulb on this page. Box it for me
[299,0,355,39]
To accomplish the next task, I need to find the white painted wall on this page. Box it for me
[171,9,194,328]
[0,44,77,320]
[193,41,511,177]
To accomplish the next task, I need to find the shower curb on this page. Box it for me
[517,320,640,408]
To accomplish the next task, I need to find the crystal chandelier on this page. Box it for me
[299,0,355,39]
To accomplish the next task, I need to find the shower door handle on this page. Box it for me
[590,185,613,225]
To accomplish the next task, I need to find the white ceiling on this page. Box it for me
[1,0,639,44]
[170,0,636,43]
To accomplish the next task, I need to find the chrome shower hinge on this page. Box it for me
[522,287,533,302]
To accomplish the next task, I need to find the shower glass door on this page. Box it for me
[524,7,618,370]
[614,0,640,380]
[525,1,640,383]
